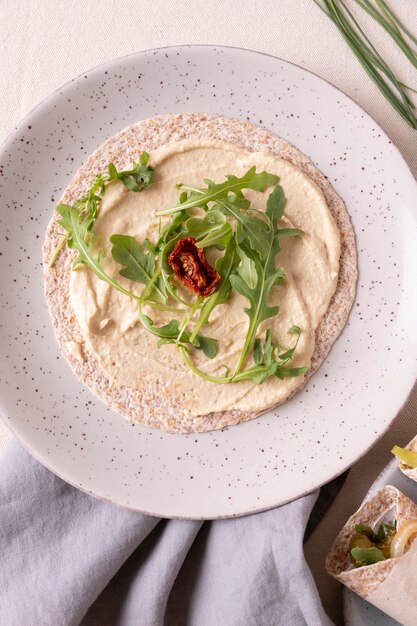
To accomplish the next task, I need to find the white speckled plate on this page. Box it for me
[344,458,415,625]
[1,46,417,519]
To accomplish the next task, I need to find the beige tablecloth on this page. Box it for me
[1,1,416,623]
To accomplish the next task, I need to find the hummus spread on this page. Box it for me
[69,139,341,418]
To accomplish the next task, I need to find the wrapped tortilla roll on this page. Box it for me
[393,435,417,481]
[326,485,417,626]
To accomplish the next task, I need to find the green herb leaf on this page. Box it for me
[276,228,305,239]
[156,166,279,216]
[274,366,309,379]
[138,310,217,358]
[234,327,307,384]
[235,243,258,289]
[253,338,263,365]
[277,326,302,362]
[192,335,218,358]
[56,205,101,270]
[197,222,233,248]
[185,209,232,248]
[263,328,274,364]
[375,522,396,544]
[107,154,154,191]
[56,205,135,302]
[216,198,272,259]
[229,184,303,374]
[110,234,154,283]
[354,524,376,541]
[230,238,285,372]
[266,183,286,221]
[185,209,226,238]
[351,546,386,567]
[110,234,166,303]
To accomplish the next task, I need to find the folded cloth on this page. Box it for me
[0,439,333,626]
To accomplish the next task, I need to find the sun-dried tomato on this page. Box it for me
[168,237,220,297]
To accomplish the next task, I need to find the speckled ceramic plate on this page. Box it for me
[1,46,417,519]
[343,458,415,625]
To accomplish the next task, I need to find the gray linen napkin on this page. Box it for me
[0,439,333,626]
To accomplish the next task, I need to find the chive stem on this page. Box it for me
[314,0,417,129]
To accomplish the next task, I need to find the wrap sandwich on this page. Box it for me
[326,485,417,626]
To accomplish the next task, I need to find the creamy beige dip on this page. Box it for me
[70,140,340,418]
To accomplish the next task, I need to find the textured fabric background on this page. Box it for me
[1,440,333,626]
[1,1,416,623]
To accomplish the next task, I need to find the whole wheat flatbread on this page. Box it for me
[326,485,417,598]
[42,113,357,433]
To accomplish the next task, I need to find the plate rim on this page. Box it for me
[1,44,417,518]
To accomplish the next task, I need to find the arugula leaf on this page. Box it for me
[193,334,218,359]
[235,241,258,289]
[57,205,101,269]
[266,183,286,220]
[354,524,376,541]
[263,328,274,364]
[74,181,104,222]
[230,239,285,372]
[351,547,386,567]
[235,328,307,384]
[229,184,303,374]
[277,326,302,363]
[156,166,279,215]
[253,337,263,365]
[110,234,166,304]
[138,310,218,358]
[56,205,134,300]
[107,152,154,192]
[217,198,271,260]
[185,210,232,248]
[197,222,232,248]
[185,209,226,238]
[274,366,309,379]
[375,522,396,544]
[233,363,308,385]
[253,330,274,367]
[276,228,305,239]
[110,234,154,283]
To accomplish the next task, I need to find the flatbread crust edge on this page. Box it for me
[325,485,417,597]
[42,112,357,433]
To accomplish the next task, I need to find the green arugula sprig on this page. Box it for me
[49,155,155,268]
[156,167,279,215]
[52,158,308,384]
[107,153,154,191]
[230,186,303,375]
